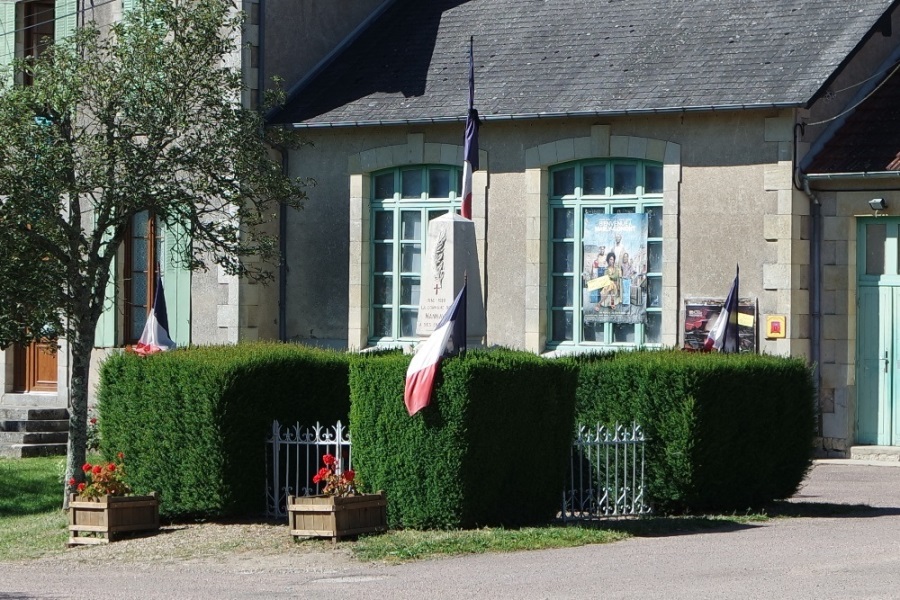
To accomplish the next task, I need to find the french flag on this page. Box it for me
[460,37,480,220]
[134,272,177,355]
[404,284,467,416]
[705,265,739,353]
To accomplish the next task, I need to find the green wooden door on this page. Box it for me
[857,219,900,446]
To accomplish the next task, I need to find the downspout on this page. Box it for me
[796,121,822,438]
[278,150,288,342]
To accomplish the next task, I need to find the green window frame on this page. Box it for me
[370,165,462,344]
[548,159,664,349]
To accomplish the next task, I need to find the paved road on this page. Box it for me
[3,460,900,599]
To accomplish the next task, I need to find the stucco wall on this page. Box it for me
[285,109,802,353]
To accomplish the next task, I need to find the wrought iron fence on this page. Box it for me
[561,422,651,520]
[266,419,648,520]
[265,420,352,519]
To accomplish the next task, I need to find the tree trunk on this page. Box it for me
[62,328,95,510]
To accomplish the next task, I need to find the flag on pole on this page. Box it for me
[460,36,480,220]
[705,265,739,353]
[134,272,177,355]
[404,283,467,416]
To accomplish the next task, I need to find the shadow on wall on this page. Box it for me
[272,0,467,123]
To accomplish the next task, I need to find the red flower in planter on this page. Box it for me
[70,454,132,500]
[312,456,356,497]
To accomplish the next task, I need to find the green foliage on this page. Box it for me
[570,350,816,512]
[97,343,351,519]
[349,348,578,529]
[0,0,307,500]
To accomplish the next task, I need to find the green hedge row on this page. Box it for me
[569,350,816,512]
[349,349,579,529]
[97,342,351,518]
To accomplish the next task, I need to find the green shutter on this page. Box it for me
[93,217,118,347]
[0,2,15,88]
[163,223,191,347]
[54,0,77,41]
[93,265,117,347]
[122,0,134,14]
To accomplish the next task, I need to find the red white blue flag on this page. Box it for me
[404,283,467,416]
[134,272,177,355]
[705,265,739,353]
[460,37,480,220]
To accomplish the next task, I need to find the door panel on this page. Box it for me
[856,287,886,444]
[12,341,58,393]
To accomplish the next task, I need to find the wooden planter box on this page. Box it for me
[68,492,160,546]
[287,492,387,542]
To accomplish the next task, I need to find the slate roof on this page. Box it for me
[271,0,894,127]
[805,61,900,174]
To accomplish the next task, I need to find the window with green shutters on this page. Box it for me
[548,160,664,349]
[370,165,462,344]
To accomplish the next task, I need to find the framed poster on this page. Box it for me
[582,212,648,325]
[683,298,757,353]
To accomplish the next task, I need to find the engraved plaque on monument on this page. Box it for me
[415,213,486,345]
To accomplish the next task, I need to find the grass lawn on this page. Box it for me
[0,456,70,560]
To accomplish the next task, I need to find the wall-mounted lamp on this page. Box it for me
[869,198,888,211]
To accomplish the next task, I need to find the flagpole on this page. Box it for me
[460,36,479,220]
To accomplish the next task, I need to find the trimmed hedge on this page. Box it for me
[570,350,816,512]
[97,342,351,519]
[349,349,578,529]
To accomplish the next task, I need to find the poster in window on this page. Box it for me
[683,298,757,353]
[582,212,648,325]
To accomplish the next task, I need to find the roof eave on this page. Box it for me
[276,102,802,129]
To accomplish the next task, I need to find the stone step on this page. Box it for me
[849,446,900,462]
[0,431,68,445]
[0,443,68,458]
[0,407,69,421]
[0,393,66,409]
[0,419,69,433]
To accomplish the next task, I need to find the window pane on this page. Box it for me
[132,210,149,238]
[132,273,147,306]
[553,242,574,272]
[613,206,635,214]
[428,209,448,223]
[401,243,421,272]
[582,320,604,342]
[401,169,423,198]
[645,165,663,194]
[401,211,421,241]
[613,164,637,195]
[374,173,395,199]
[552,276,573,307]
[429,169,451,198]
[553,207,574,238]
[648,242,662,273]
[552,167,575,196]
[374,212,393,240]
[645,313,661,344]
[400,309,418,338]
[401,277,420,305]
[373,275,392,304]
[552,310,573,341]
[648,277,662,308]
[374,243,393,271]
[372,309,392,337]
[646,205,663,238]
[583,165,607,195]
[132,237,148,269]
[131,311,146,342]
[866,224,886,275]
[613,323,635,343]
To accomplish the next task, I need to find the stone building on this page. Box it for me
[3,0,900,458]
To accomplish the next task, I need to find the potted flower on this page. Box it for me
[67,453,159,546]
[287,454,386,542]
